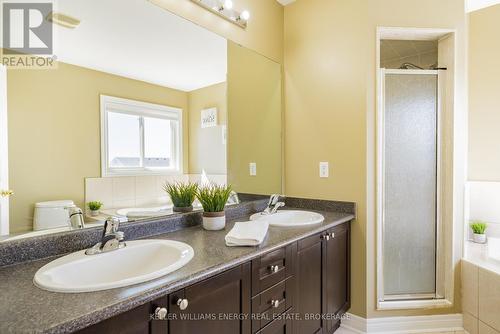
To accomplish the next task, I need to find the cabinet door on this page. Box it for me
[323,223,350,333]
[295,233,324,334]
[76,303,152,334]
[168,263,251,334]
[151,296,169,334]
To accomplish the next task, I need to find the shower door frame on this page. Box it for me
[377,68,445,306]
[0,64,9,236]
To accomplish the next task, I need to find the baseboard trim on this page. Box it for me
[341,312,463,333]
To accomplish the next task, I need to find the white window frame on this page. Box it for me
[100,95,183,177]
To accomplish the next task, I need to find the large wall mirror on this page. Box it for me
[0,0,282,239]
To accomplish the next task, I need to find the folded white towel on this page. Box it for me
[225,220,269,247]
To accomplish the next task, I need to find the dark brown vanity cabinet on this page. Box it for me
[295,223,351,334]
[295,233,324,334]
[251,244,295,333]
[323,223,350,333]
[77,222,350,334]
[167,263,251,334]
[77,298,167,334]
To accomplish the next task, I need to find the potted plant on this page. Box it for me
[196,184,232,231]
[163,182,198,213]
[470,221,488,244]
[87,201,103,217]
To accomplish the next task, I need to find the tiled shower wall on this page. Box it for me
[85,174,227,210]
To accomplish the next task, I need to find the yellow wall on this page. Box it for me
[284,0,368,317]
[188,82,227,174]
[7,62,189,232]
[469,4,500,181]
[284,0,467,318]
[227,41,282,195]
[149,0,284,64]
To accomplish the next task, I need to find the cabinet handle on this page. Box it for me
[154,307,168,320]
[321,234,330,241]
[269,265,279,273]
[270,299,280,308]
[329,232,335,239]
[177,298,189,310]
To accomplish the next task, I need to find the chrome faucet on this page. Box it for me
[262,194,285,215]
[228,191,241,205]
[85,217,126,255]
[68,207,85,229]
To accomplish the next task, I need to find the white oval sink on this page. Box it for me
[34,239,194,293]
[249,210,325,227]
[115,204,174,218]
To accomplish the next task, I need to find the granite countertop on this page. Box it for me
[0,208,354,334]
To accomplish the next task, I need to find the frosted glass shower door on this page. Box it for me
[382,70,438,298]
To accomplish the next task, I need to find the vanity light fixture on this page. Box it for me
[220,0,233,10]
[239,10,250,21]
[190,0,250,29]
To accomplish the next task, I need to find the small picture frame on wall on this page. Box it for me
[201,107,218,128]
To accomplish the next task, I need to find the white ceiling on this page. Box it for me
[53,0,227,92]
[467,0,500,12]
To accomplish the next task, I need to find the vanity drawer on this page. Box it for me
[252,244,295,295]
[255,309,293,334]
[251,278,293,332]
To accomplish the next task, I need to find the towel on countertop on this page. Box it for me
[225,220,269,247]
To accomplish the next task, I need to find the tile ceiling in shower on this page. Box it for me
[380,40,438,64]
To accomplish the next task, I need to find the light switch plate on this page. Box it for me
[249,162,257,176]
[319,162,329,178]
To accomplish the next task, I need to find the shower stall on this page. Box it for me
[377,68,445,304]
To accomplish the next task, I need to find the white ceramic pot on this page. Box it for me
[202,211,225,231]
[90,210,99,217]
[473,233,487,244]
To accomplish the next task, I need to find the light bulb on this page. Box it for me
[240,10,250,21]
[224,0,233,10]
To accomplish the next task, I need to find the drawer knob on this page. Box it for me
[269,265,279,273]
[154,307,168,320]
[177,298,189,310]
[270,300,280,308]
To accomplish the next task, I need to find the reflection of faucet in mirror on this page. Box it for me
[68,207,85,229]
[228,191,240,205]
[85,217,125,255]
[262,194,285,215]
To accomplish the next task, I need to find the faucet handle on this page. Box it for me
[102,217,121,237]
[268,194,278,206]
[269,194,285,206]
[115,231,125,241]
